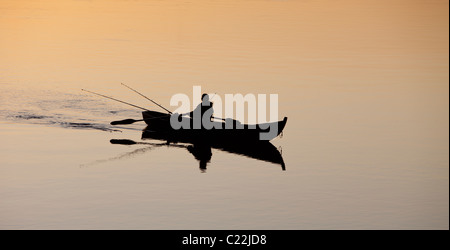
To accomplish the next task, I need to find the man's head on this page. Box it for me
[202,93,209,102]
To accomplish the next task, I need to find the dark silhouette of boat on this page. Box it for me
[83,86,287,142]
[142,110,288,141]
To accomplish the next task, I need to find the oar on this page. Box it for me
[110,119,144,125]
[212,116,226,122]
[110,139,187,149]
[111,116,225,125]
[111,113,173,125]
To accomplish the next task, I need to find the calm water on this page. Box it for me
[0,0,448,229]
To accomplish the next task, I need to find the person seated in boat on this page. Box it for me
[181,93,214,129]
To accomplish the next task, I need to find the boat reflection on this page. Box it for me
[140,127,285,172]
[109,127,285,172]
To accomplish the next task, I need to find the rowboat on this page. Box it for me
[142,110,288,141]
[82,86,287,142]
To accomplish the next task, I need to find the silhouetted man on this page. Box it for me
[183,93,214,129]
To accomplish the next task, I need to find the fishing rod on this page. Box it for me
[83,86,226,126]
[121,83,172,114]
[120,83,226,122]
[81,89,151,111]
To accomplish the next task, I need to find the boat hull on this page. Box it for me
[142,110,287,141]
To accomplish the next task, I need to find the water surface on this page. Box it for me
[0,0,448,229]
